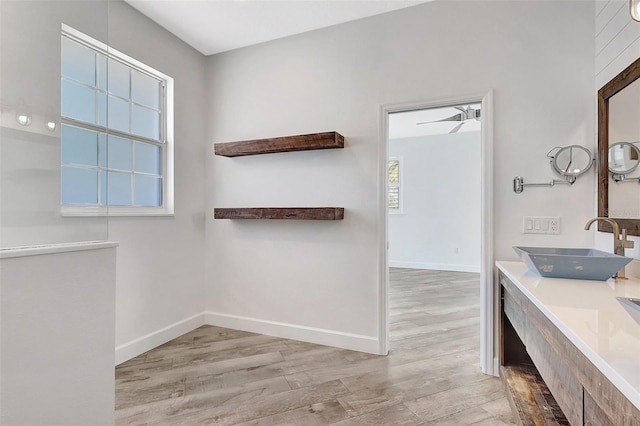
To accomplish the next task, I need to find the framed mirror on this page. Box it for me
[597,56,640,235]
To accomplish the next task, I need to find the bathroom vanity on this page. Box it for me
[497,261,640,425]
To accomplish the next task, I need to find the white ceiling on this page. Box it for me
[124,0,431,56]
[123,0,476,139]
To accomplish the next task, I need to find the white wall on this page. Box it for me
[595,0,640,88]
[0,0,209,364]
[1,245,116,425]
[594,0,640,276]
[0,0,603,374]
[389,132,481,273]
[205,1,595,353]
[0,1,110,247]
[105,1,208,363]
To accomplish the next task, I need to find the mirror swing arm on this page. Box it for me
[598,56,640,236]
[513,145,595,193]
[513,175,574,193]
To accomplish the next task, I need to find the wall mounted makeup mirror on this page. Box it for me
[513,145,594,193]
[598,56,640,235]
[549,145,594,178]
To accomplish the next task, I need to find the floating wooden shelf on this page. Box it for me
[214,207,344,220]
[214,131,344,157]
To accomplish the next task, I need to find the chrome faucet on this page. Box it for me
[584,217,634,279]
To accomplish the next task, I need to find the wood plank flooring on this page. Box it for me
[115,268,515,425]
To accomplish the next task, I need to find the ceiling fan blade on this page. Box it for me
[449,122,464,134]
[416,112,464,125]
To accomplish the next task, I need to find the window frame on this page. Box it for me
[60,24,174,217]
[388,156,404,214]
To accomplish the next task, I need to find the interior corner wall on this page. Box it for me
[0,0,207,367]
[105,1,208,363]
[0,0,110,248]
[389,132,481,273]
[204,1,595,352]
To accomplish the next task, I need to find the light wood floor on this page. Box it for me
[115,268,515,425]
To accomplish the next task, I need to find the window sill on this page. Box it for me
[61,205,174,217]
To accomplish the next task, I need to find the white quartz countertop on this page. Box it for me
[496,261,640,411]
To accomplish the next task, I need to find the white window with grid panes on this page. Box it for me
[60,24,174,216]
[388,157,403,213]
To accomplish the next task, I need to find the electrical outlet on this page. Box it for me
[523,216,561,234]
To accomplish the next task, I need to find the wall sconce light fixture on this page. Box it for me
[631,0,640,22]
[46,121,57,132]
[16,113,31,126]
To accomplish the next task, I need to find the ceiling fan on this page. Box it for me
[416,105,481,133]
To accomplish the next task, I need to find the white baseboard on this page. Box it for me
[204,311,380,354]
[115,313,206,365]
[389,260,480,273]
[115,311,381,365]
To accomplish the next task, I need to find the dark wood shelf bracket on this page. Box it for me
[214,207,344,220]
[214,131,344,157]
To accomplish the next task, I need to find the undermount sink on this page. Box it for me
[513,246,633,281]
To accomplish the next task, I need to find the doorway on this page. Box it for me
[379,93,494,375]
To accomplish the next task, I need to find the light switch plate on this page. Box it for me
[523,216,561,234]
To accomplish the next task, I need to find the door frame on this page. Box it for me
[377,90,495,375]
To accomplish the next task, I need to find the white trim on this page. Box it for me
[0,240,118,259]
[379,91,495,374]
[115,313,206,365]
[378,108,391,356]
[204,311,379,354]
[480,90,495,376]
[62,24,172,83]
[389,260,481,273]
[61,205,174,217]
[114,311,379,366]
[164,76,175,216]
